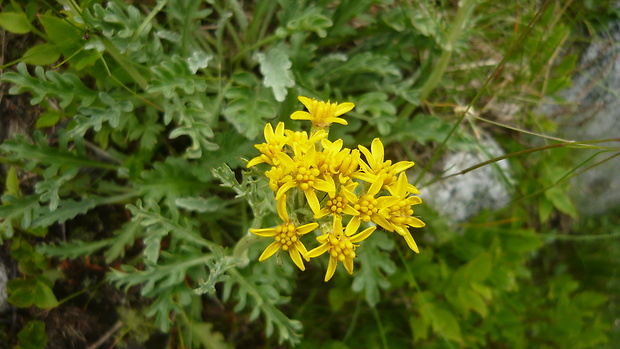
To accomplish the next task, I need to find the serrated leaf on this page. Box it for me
[39,239,114,260]
[31,198,98,228]
[188,322,232,349]
[0,12,31,34]
[175,197,222,213]
[351,231,396,307]
[256,46,295,102]
[223,85,277,139]
[284,6,333,38]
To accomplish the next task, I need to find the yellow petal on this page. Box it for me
[275,152,296,171]
[370,138,384,165]
[313,176,336,196]
[276,180,297,200]
[403,232,420,253]
[391,160,414,174]
[358,145,375,169]
[274,122,285,136]
[298,96,314,110]
[351,226,376,243]
[343,257,354,274]
[408,216,425,228]
[325,117,348,125]
[344,218,361,236]
[276,195,288,222]
[313,207,331,219]
[373,213,394,231]
[289,247,305,271]
[263,123,274,141]
[246,156,265,168]
[290,110,313,120]
[367,177,383,196]
[304,189,321,215]
[297,222,319,235]
[296,242,310,261]
[334,102,354,116]
[249,228,278,237]
[307,243,329,258]
[259,241,281,261]
[325,255,337,282]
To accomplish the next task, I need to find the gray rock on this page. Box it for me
[543,22,620,215]
[419,135,512,223]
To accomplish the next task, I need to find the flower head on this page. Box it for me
[247,122,287,168]
[307,216,376,282]
[275,145,336,215]
[356,138,417,191]
[249,195,318,270]
[291,96,355,128]
[380,173,425,253]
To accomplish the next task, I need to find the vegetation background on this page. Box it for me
[0,0,619,348]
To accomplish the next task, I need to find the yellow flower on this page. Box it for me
[290,96,355,128]
[349,177,398,232]
[306,216,376,282]
[356,138,417,191]
[284,128,328,152]
[275,145,336,215]
[247,122,287,168]
[314,181,359,219]
[249,195,318,270]
[380,173,425,253]
[264,165,291,193]
[315,139,361,184]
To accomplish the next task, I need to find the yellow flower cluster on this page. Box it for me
[248,96,425,281]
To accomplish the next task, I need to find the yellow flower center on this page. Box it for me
[294,164,320,191]
[388,200,415,225]
[354,194,379,222]
[328,233,357,261]
[326,195,348,215]
[311,101,339,127]
[274,222,299,251]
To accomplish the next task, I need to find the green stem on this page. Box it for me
[418,0,478,101]
[371,306,389,349]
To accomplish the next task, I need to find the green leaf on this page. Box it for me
[256,46,295,102]
[21,43,61,65]
[2,63,98,108]
[351,231,396,307]
[458,287,488,317]
[188,322,232,349]
[39,239,114,260]
[545,186,577,218]
[4,166,20,196]
[282,6,333,38]
[31,198,98,228]
[38,13,82,50]
[8,278,59,309]
[223,81,277,139]
[0,12,31,34]
[16,320,47,349]
[429,306,462,343]
[462,252,492,283]
[35,110,62,129]
[175,196,223,213]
